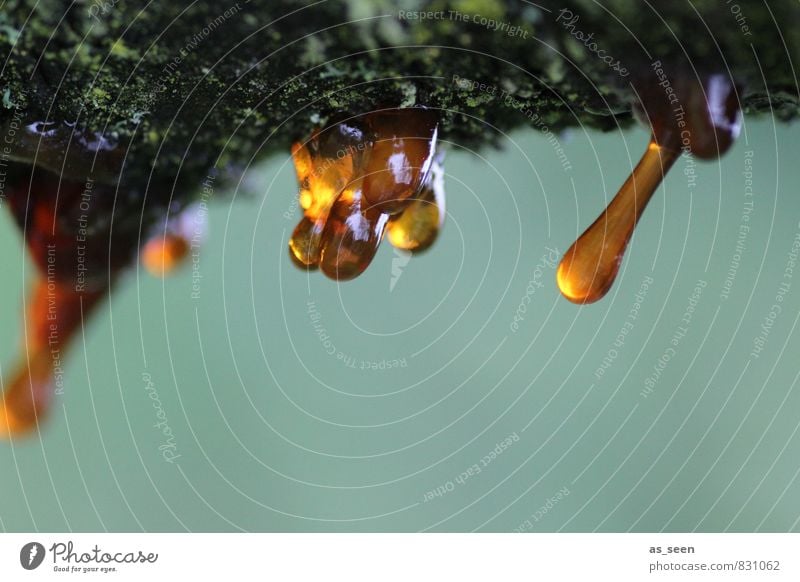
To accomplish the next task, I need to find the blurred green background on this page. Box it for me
[1,117,799,532]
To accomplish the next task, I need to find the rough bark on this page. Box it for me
[0,0,797,201]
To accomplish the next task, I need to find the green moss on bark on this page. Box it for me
[0,0,797,201]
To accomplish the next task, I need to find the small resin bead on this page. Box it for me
[386,157,445,253]
[319,182,390,281]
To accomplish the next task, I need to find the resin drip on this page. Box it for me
[0,281,104,436]
[288,109,443,280]
[141,203,206,277]
[558,141,680,304]
[386,155,446,253]
[0,164,157,435]
[557,72,741,304]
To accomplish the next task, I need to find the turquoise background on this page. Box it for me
[1,117,799,532]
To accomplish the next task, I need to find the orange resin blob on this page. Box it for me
[142,203,207,277]
[288,216,325,267]
[362,110,438,214]
[557,142,679,304]
[139,203,208,277]
[319,180,390,280]
[288,108,442,279]
[1,167,123,436]
[287,122,364,268]
[142,233,190,276]
[386,156,446,253]
[0,164,157,436]
[1,281,105,436]
[557,71,741,304]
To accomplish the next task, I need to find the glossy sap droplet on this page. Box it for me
[1,163,167,437]
[141,203,206,277]
[635,72,742,159]
[558,70,742,304]
[297,134,356,221]
[287,129,361,268]
[288,216,325,267]
[386,191,440,252]
[287,110,444,279]
[557,141,679,304]
[141,233,190,276]
[362,110,438,214]
[1,280,105,436]
[319,183,389,281]
[680,74,741,159]
[387,157,446,252]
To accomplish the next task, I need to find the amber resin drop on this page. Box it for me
[386,157,445,252]
[319,181,389,281]
[557,141,679,304]
[287,108,442,280]
[287,125,362,269]
[1,281,105,436]
[557,71,741,304]
[142,233,190,276]
[288,216,325,267]
[141,203,207,277]
[1,164,146,436]
[362,110,438,214]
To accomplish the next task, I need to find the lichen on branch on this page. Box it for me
[0,0,797,197]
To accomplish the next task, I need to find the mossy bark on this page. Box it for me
[0,0,797,201]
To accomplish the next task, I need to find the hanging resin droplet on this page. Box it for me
[387,156,446,252]
[319,180,389,280]
[142,202,207,277]
[142,233,190,276]
[362,110,438,214]
[557,71,741,304]
[0,276,106,436]
[288,216,325,267]
[287,124,363,269]
[663,74,741,160]
[287,108,442,280]
[0,164,146,436]
[557,141,680,304]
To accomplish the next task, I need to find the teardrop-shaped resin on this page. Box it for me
[0,163,150,436]
[287,110,444,278]
[288,124,365,268]
[142,233,190,276]
[1,280,105,436]
[319,182,389,280]
[634,71,741,159]
[387,157,445,252]
[289,216,326,267]
[558,69,742,304]
[557,140,680,304]
[362,110,438,214]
